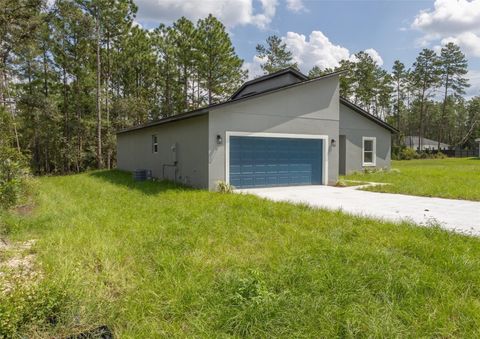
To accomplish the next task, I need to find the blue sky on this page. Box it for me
[135,0,480,97]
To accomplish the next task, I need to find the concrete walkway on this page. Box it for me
[237,185,480,236]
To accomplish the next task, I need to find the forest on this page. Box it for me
[1,0,479,181]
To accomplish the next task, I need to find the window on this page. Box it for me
[362,137,376,166]
[152,135,158,153]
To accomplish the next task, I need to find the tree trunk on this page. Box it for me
[95,8,103,169]
[396,80,401,146]
[106,37,111,169]
[0,55,6,106]
[439,73,449,149]
[418,86,426,151]
[43,48,49,98]
[62,69,67,173]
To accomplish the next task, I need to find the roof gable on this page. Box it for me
[404,136,450,147]
[230,68,308,100]
[340,97,398,133]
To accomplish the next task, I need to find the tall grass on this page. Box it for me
[3,170,480,337]
[344,158,480,200]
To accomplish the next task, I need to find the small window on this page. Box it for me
[362,137,376,166]
[152,135,158,153]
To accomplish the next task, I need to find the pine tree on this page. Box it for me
[308,65,334,78]
[336,59,356,100]
[172,17,197,112]
[352,51,378,111]
[0,0,43,105]
[152,24,181,115]
[437,42,469,147]
[411,48,440,149]
[196,14,246,105]
[392,60,406,140]
[255,35,297,74]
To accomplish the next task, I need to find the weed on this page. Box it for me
[216,180,235,193]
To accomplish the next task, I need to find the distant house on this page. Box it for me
[404,136,450,151]
[116,68,397,190]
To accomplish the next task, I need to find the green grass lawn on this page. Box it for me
[344,157,480,201]
[2,170,480,337]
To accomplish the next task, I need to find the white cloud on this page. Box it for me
[243,55,267,79]
[441,33,480,57]
[245,30,383,79]
[132,20,143,28]
[286,0,307,13]
[282,31,351,70]
[135,0,278,29]
[466,69,480,98]
[348,48,383,66]
[411,0,480,57]
[363,48,384,66]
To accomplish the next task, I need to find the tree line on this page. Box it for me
[1,0,479,181]
[1,0,245,175]
[256,35,479,151]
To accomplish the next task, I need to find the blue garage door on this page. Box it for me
[229,136,323,188]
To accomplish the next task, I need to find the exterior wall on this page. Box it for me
[116,115,209,188]
[339,103,391,174]
[233,73,303,99]
[208,76,340,190]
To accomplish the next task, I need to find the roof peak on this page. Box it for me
[230,67,308,100]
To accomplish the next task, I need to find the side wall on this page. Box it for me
[208,76,340,190]
[339,104,391,174]
[116,115,209,188]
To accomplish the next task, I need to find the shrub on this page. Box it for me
[399,147,418,160]
[0,146,30,209]
[216,181,235,193]
[335,179,348,187]
[433,151,447,159]
[0,281,67,337]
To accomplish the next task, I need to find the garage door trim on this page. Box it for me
[225,131,328,187]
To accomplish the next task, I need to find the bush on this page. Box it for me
[0,281,67,337]
[398,147,418,160]
[432,151,447,159]
[0,146,30,209]
[216,181,235,193]
[396,147,448,161]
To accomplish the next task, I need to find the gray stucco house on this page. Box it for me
[117,68,397,190]
[404,136,450,151]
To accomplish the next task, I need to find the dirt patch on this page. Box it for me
[14,203,36,216]
[0,239,41,295]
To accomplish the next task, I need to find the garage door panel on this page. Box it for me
[229,136,323,188]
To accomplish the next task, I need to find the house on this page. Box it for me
[116,68,397,190]
[404,136,450,151]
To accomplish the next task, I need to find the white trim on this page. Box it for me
[362,136,376,167]
[152,134,158,153]
[225,131,329,186]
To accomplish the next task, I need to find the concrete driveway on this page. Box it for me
[237,185,480,236]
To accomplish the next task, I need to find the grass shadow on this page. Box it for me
[467,157,480,160]
[88,170,194,195]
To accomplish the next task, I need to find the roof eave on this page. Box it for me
[116,108,209,134]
